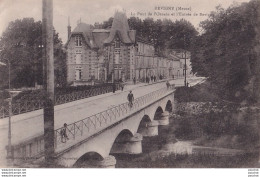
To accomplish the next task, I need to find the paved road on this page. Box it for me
[0,76,204,166]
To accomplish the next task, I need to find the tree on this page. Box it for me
[0,18,66,89]
[190,0,260,103]
[102,17,113,29]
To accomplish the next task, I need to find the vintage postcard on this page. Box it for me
[0,0,259,176]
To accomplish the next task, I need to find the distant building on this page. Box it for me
[65,11,189,85]
[166,49,192,77]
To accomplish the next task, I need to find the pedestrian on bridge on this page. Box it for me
[61,123,69,143]
[127,90,134,108]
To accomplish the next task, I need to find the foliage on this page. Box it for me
[175,81,219,102]
[190,0,260,103]
[0,18,66,89]
[174,106,259,149]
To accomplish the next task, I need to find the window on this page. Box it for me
[115,53,120,64]
[75,50,82,64]
[75,36,82,47]
[115,40,120,49]
[75,69,82,80]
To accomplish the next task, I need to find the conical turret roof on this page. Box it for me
[104,11,134,44]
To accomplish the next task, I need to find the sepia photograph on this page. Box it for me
[0,0,259,174]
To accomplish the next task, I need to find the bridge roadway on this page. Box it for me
[0,76,204,166]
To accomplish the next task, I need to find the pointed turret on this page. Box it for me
[67,16,71,40]
[104,11,134,44]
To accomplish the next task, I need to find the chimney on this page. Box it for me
[67,16,71,40]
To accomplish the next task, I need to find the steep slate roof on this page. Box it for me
[92,29,110,48]
[104,11,135,44]
[65,11,137,49]
[65,23,96,48]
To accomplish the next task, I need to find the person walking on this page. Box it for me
[120,81,124,91]
[133,77,136,85]
[127,90,134,108]
[112,83,116,93]
[61,123,69,143]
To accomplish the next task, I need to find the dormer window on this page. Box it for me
[75,36,82,47]
[115,39,120,49]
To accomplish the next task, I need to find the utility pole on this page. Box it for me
[42,0,55,164]
[184,35,187,87]
[6,59,12,164]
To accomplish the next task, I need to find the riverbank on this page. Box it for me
[113,116,258,168]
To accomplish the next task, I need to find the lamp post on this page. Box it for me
[0,59,16,163]
[0,47,14,165]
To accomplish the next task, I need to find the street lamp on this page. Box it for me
[0,58,15,164]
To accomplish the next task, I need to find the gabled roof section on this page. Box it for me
[104,11,134,44]
[65,23,97,48]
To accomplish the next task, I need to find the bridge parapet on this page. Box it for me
[54,87,175,153]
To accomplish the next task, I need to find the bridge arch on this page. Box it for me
[110,129,134,149]
[73,151,104,167]
[109,128,142,155]
[153,106,164,120]
[137,115,152,133]
[165,100,173,112]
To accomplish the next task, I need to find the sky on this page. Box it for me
[0,0,251,44]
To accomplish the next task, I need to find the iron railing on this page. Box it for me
[0,84,120,118]
[54,85,175,149]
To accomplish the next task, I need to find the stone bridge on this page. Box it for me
[10,86,175,167]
